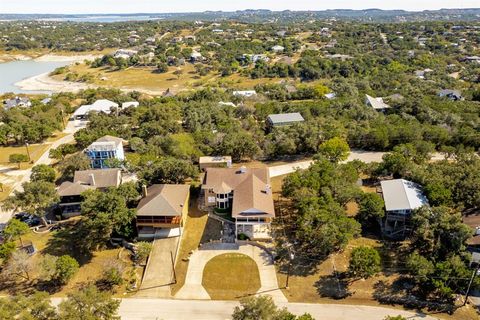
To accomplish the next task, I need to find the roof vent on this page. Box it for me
[240,166,247,174]
[264,184,271,194]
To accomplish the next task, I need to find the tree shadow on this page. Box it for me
[372,278,455,314]
[314,272,353,299]
[43,221,93,265]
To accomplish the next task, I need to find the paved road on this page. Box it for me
[90,298,438,320]
[269,150,386,178]
[0,120,86,224]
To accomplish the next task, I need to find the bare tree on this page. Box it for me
[3,250,33,281]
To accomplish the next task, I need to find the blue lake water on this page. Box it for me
[0,60,70,94]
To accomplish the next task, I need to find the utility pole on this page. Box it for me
[170,251,177,284]
[25,141,31,163]
[285,251,294,289]
[463,265,480,306]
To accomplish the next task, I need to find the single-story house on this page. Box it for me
[271,45,285,53]
[122,101,139,109]
[438,89,463,101]
[266,112,305,128]
[233,90,257,98]
[85,135,125,169]
[72,99,119,120]
[57,168,122,218]
[199,156,232,171]
[136,184,190,240]
[114,49,138,59]
[202,167,275,240]
[365,94,391,111]
[3,97,31,110]
[380,179,429,237]
[190,50,203,62]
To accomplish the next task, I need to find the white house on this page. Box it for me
[122,101,139,109]
[233,90,257,98]
[271,45,285,53]
[381,179,429,237]
[73,99,119,120]
[114,49,138,59]
[365,94,391,111]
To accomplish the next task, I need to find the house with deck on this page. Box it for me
[57,168,122,218]
[380,179,428,238]
[85,135,125,169]
[136,184,190,240]
[202,167,275,240]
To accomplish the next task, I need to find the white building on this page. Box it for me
[73,99,119,120]
[233,90,257,98]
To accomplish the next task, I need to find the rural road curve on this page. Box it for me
[0,120,86,224]
[51,297,440,320]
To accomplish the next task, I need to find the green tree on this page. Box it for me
[139,157,198,185]
[58,153,91,180]
[2,219,29,242]
[31,164,56,183]
[384,316,407,320]
[135,241,153,265]
[232,295,313,320]
[315,137,350,163]
[9,153,29,169]
[0,291,57,320]
[2,181,59,226]
[358,192,385,224]
[348,246,381,279]
[54,255,79,285]
[406,251,434,283]
[58,285,120,320]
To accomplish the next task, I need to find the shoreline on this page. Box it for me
[14,72,96,93]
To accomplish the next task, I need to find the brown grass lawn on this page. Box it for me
[171,193,209,296]
[202,253,261,300]
[0,144,49,167]
[62,63,217,93]
[0,226,136,297]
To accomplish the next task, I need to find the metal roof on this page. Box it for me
[267,113,304,124]
[380,179,428,212]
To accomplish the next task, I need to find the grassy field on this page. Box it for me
[202,253,261,300]
[60,63,218,93]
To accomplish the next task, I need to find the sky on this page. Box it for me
[0,0,479,14]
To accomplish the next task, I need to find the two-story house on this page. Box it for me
[136,184,190,240]
[85,135,125,169]
[202,167,275,241]
[57,168,122,218]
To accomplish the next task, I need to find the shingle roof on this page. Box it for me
[203,167,274,218]
[73,168,121,189]
[137,184,190,216]
[57,181,94,197]
[267,113,304,124]
[380,179,428,211]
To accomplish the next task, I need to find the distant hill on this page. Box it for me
[1,8,479,23]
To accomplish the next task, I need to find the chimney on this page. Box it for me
[142,185,148,198]
[89,173,95,186]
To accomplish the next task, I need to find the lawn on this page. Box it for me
[202,253,261,300]
[0,144,49,168]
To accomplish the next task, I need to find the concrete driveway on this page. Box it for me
[136,236,180,298]
[175,243,287,303]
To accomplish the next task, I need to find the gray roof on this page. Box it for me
[267,113,304,125]
[381,179,428,212]
[73,169,121,189]
[438,89,462,97]
[365,94,391,110]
